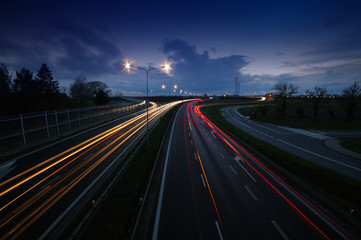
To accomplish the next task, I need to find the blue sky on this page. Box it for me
[1,0,360,96]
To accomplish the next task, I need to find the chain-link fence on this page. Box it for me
[0,101,146,156]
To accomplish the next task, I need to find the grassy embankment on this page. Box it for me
[71,105,178,240]
[202,104,361,225]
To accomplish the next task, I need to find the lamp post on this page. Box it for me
[124,59,172,149]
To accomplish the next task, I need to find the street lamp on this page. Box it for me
[123,59,172,148]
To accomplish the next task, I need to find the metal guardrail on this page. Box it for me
[0,101,146,156]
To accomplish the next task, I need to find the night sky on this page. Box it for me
[1,0,361,96]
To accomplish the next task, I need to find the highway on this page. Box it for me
[222,106,361,181]
[0,101,181,239]
[152,101,352,239]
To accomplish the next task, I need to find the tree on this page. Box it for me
[305,86,327,120]
[35,63,59,95]
[0,63,12,98]
[87,81,111,105]
[341,82,361,120]
[273,82,299,119]
[70,74,90,106]
[13,68,35,95]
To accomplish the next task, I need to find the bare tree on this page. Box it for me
[341,82,361,120]
[70,74,90,106]
[273,82,299,119]
[305,86,327,120]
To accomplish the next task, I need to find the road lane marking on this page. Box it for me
[235,161,257,182]
[191,140,194,146]
[215,221,224,240]
[229,165,238,175]
[211,131,217,139]
[194,153,198,160]
[271,220,289,240]
[200,174,206,188]
[244,185,258,201]
[234,155,243,162]
[220,153,225,159]
[151,109,179,240]
[275,138,361,172]
[40,176,60,190]
[208,137,212,142]
[213,144,218,149]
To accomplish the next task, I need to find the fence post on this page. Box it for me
[44,112,50,138]
[77,108,81,128]
[55,110,60,136]
[67,109,71,132]
[19,114,27,147]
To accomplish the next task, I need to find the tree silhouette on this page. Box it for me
[341,82,361,120]
[305,86,327,120]
[273,82,299,119]
[88,81,111,105]
[35,64,59,95]
[70,74,90,106]
[13,68,35,95]
[0,63,12,98]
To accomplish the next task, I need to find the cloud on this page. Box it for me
[0,16,122,81]
[161,39,250,94]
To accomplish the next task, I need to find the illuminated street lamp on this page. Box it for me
[123,59,172,147]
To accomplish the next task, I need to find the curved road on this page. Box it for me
[152,101,351,239]
[222,106,361,181]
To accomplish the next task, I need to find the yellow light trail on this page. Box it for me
[0,101,183,239]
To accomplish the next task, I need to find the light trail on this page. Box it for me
[0,101,183,239]
[186,103,228,240]
[192,103,331,240]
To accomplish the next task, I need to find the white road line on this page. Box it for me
[220,153,225,159]
[244,185,258,201]
[189,133,191,136]
[271,220,289,240]
[191,140,194,146]
[275,138,361,172]
[200,174,207,188]
[234,161,257,182]
[208,137,212,142]
[194,153,198,160]
[229,165,238,175]
[40,176,60,190]
[234,155,243,162]
[211,131,217,139]
[215,221,224,240]
[213,144,218,149]
[151,110,179,240]
[84,153,94,160]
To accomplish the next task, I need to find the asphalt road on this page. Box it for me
[152,101,352,239]
[222,106,361,181]
[0,102,180,239]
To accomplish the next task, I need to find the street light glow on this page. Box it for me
[122,58,135,73]
[161,60,173,74]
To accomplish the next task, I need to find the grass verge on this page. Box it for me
[238,107,361,130]
[340,137,361,155]
[202,105,361,225]
[72,105,178,240]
